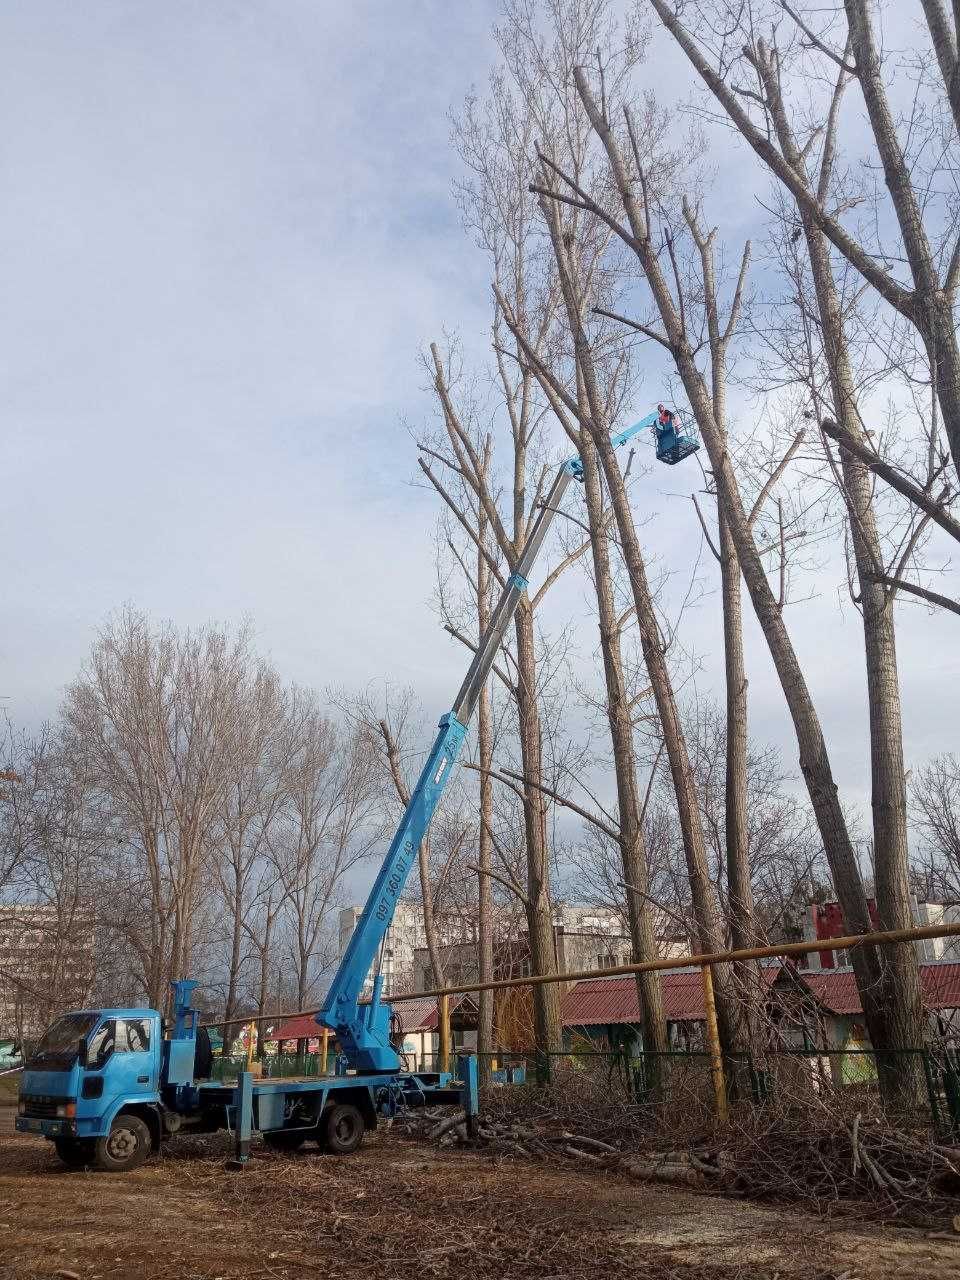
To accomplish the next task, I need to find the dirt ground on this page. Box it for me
[0,1113,958,1280]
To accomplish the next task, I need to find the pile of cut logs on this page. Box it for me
[395,1108,718,1187]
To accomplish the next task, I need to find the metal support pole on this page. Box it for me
[320,1028,330,1076]
[701,964,728,1123]
[438,993,451,1074]
[230,1070,254,1168]
[459,1052,479,1139]
[245,1021,256,1073]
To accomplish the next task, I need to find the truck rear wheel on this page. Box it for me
[54,1137,94,1169]
[322,1103,365,1155]
[94,1114,152,1172]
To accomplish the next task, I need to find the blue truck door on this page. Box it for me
[112,1017,158,1097]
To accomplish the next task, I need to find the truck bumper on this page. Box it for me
[16,1117,74,1138]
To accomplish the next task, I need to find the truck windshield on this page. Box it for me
[26,1012,99,1070]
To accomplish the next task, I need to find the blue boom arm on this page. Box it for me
[316,412,662,1072]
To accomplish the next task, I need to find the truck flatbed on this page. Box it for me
[221,1066,472,1164]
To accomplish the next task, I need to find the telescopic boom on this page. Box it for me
[316,412,661,1071]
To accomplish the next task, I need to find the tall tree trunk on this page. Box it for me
[589,423,737,1059]
[719,510,760,1053]
[476,520,495,1085]
[920,0,960,137]
[686,198,760,1054]
[223,863,244,1028]
[514,601,562,1070]
[525,187,737,1060]
[538,194,668,1065]
[756,58,928,1089]
[578,426,669,1066]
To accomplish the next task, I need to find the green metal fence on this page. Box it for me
[209,1052,334,1082]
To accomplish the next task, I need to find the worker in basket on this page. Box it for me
[655,403,679,456]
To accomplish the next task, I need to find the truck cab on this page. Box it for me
[16,1006,165,1170]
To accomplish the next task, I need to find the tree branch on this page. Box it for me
[418,457,506,585]
[821,419,960,545]
[779,0,857,73]
[866,573,960,617]
[443,623,517,696]
[592,305,673,349]
[463,762,620,842]
[691,494,721,561]
[647,0,914,316]
[747,428,806,526]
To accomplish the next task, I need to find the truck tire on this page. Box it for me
[93,1114,152,1172]
[262,1130,306,1152]
[322,1103,365,1155]
[54,1137,94,1169]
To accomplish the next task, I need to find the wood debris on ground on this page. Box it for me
[395,1101,960,1228]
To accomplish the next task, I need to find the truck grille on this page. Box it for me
[21,1095,68,1118]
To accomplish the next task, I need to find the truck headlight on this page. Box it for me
[55,1103,76,1118]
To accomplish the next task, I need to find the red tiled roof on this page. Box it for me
[800,970,862,1016]
[804,963,960,1016]
[394,998,443,1034]
[561,963,960,1027]
[270,994,472,1042]
[921,962,960,1011]
[561,969,733,1026]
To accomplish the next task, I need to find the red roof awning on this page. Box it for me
[270,1014,321,1042]
[561,962,960,1027]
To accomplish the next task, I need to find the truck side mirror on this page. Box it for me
[77,1037,88,1068]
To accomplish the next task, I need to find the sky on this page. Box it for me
[1,2,957,881]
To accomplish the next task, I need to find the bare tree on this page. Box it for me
[423,7,610,1057]
[0,718,44,897]
[522,55,920,1099]
[272,691,381,1009]
[721,22,926,1058]
[475,477,497,1076]
[912,755,960,905]
[214,664,288,1028]
[64,608,252,1008]
[535,180,671,1060]
[648,0,960,482]
[0,726,103,1038]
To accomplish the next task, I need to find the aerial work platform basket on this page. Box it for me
[653,408,700,465]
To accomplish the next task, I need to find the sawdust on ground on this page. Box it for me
[0,1123,957,1280]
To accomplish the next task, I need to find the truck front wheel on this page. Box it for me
[322,1103,365,1155]
[54,1137,94,1168]
[94,1115,152,1172]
